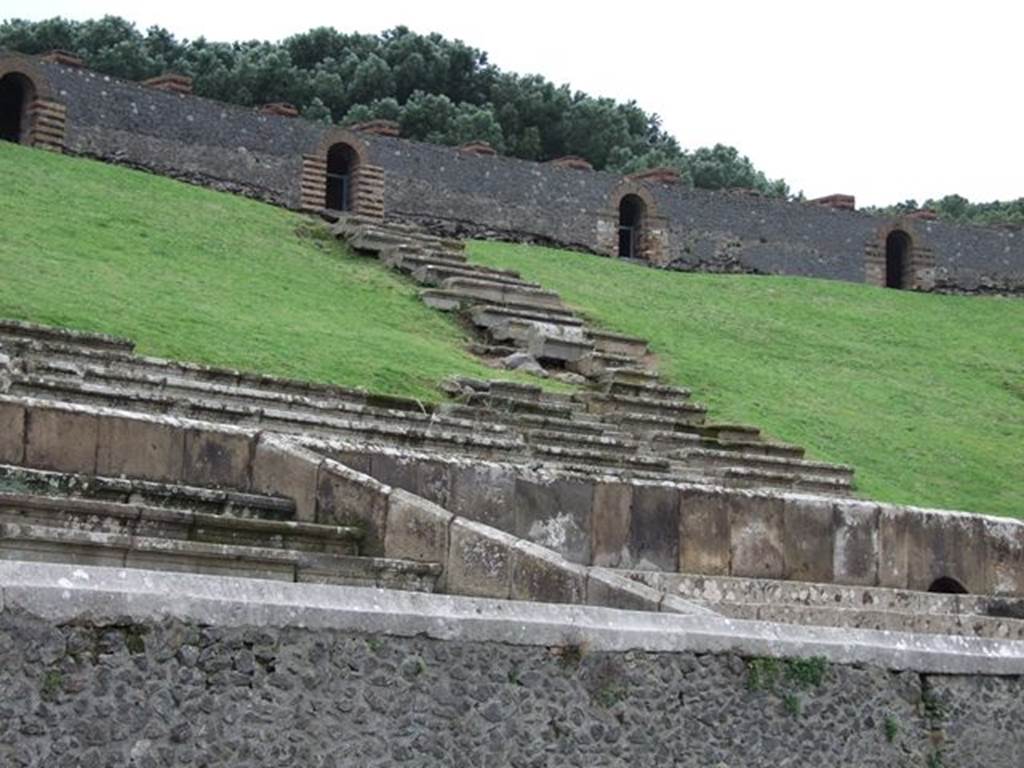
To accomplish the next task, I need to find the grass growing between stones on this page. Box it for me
[0,142,525,402]
[470,241,1024,518]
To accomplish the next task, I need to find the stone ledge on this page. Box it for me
[2,561,1023,675]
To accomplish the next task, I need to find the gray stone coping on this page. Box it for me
[2,561,1023,676]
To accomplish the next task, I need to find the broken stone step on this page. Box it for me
[585,329,649,358]
[344,225,463,256]
[0,492,361,555]
[0,464,295,520]
[0,521,440,591]
[380,247,470,271]
[0,318,135,353]
[526,334,595,364]
[412,264,540,289]
[568,353,650,378]
[468,304,582,330]
[672,447,854,482]
[438,278,566,311]
[598,367,662,387]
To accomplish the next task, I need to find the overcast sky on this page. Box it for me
[4,1,1021,206]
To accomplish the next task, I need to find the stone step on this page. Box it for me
[672,447,854,483]
[436,404,612,437]
[569,353,649,377]
[0,318,134,353]
[585,329,649,359]
[0,491,361,555]
[648,430,805,459]
[625,572,1024,640]
[463,392,585,420]
[333,218,464,252]
[468,304,582,330]
[597,367,662,387]
[529,445,672,473]
[602,379,692,401]
[411,264,536,289]
[380,246,469,270]
[0,521,440,592]
[523,429,641,457]
[586,393,708,427]
[344,225,464,257]
[437,278,566,312]
[713,465,851,495]
[0,464,295,521]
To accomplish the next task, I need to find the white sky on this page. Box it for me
[3,0,1022,206]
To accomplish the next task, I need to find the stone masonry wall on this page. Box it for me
[6,51,1024,291]
[2,607,1021,767]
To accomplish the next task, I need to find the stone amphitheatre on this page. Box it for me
[0,49,1023,766]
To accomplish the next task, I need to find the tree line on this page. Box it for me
[0,15,788,196]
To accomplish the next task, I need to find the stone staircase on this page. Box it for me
[0,462,441,590]
[1,319,852,495]
[626,570,1024,640]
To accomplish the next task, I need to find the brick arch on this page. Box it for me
[864,219,935,290]
[0,54,66,152]
[609,182,660,219]
[301,129,383,217]
[596,182,669,263]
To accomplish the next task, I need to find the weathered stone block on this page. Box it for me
[832,500,879,586]
[904,508,988,594]
[878,505,909,589]
[0,401,25,464]
[370,452,451,507]
[782,496,834,583]
[96,415,185,483]
[984,518,1024,597]
[385,489,452,573]
[183,428,254,489]
[592,482,632,568]
[585,567,662,612]
[627,483,679,571]
[25,406,98,473]
[446,517,514,599]
[679,487,730,576]
[513,474,593,564]
[316,459,391,555]
[729,493,784,579]
[251,437,322,522]
[449,463,516,531]
[510,539,587,605]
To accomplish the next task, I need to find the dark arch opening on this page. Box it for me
[325,143,358,212]
[928,576,968,595]
[885,230,912,289]
[618,194,646,259]
[0,73,35,144]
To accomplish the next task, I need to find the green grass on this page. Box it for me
[0,141,521,401]
[469,241,1024,518]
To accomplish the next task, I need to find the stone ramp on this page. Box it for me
[624,571,1024,641]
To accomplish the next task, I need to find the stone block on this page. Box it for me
[446,517,514,599]
[25,406,98,473]
[678,487,730,576]
[904,508,988,594]
[984,518,1024,597]
[627,483,680,571]
[316,459,391,555]
[330,449,372,474]
[585,567,662,612]
[782,496,834,583]
[729,493,784,579]
[513,474,593,564]
[183,427,254,489]
[878,505,909,589]
[384,489,452,571]
[251,437,322,522]
[591,482,632,567]
[370,452,451,507]
[449,463,516,531]
[96,415,185,483]
[0,401,25,464]
[510,539,587,605]
[832,500,879,586]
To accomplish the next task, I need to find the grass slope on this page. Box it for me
[0,142,510,401]
[470,242,1024,518]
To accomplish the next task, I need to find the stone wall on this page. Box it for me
[4,51,1023,292]
[331,444,1024,598]
[2,562,1022,767]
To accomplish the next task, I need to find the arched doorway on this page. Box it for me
[618,194,646,259]
[928,576,968,595]
[885,230,912,289]
[325,143,359,212]
[0,72,35,144]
